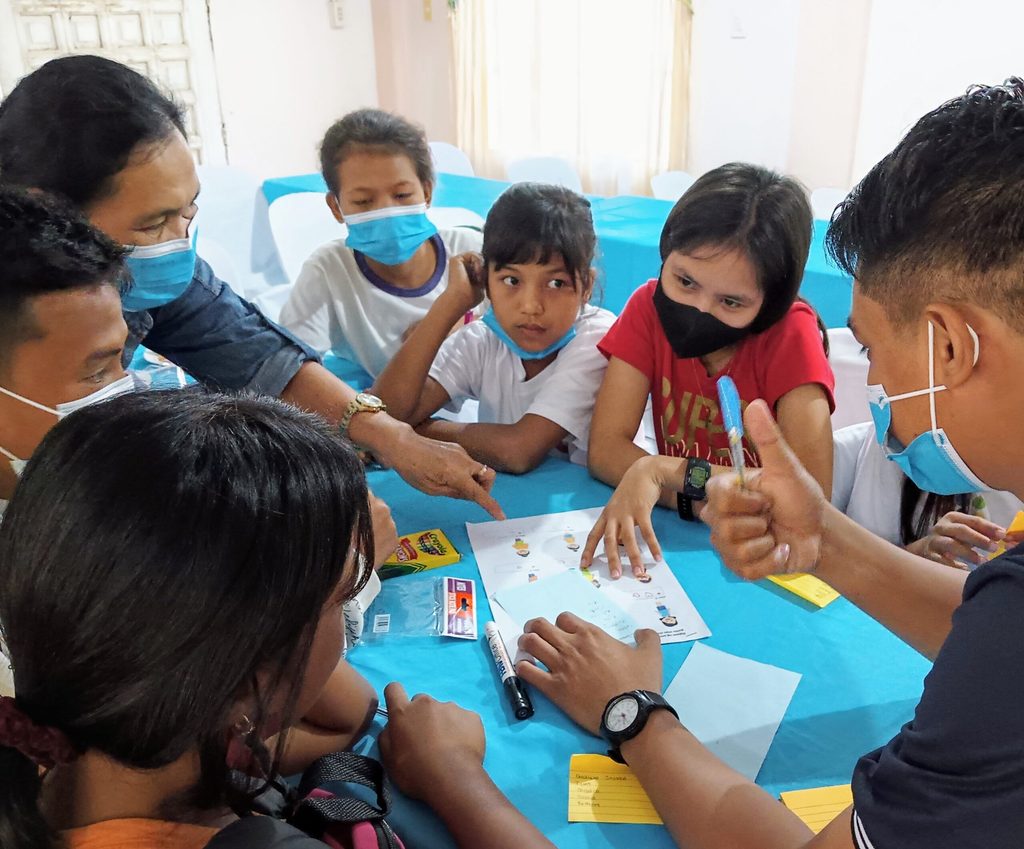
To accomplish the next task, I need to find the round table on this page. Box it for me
[348,459,930,848]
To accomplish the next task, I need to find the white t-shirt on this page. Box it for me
[832,422,1023,545]
[428,306,615,466]
[280,228,484,378]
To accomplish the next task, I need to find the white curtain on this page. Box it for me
[451,0,691,195]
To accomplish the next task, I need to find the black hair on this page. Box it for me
[0,187,127,372]
[0,55,186,207]
[659,163,819,340]
[482,182,597,296]
[827,78,1024,325]
[0,389,372,849]
[900,480,969,548]
[320,108,434,195]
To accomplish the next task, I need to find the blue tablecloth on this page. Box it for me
[349,459,930,848]
[260,174,854,326]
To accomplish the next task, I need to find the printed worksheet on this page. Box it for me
[466,508,710,658]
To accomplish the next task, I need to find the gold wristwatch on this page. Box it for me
[338,392,387,437]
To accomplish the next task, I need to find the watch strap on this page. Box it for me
[682,456,712,501]
[338,395,386,438]
[676,493,696,522]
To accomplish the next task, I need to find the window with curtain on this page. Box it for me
[450,0,691,195]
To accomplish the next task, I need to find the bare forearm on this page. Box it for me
[589,434,652,488]
[422,764,555,849]
[279,361,415,456]
[816,505,966,659]
[417,419,544,474]
[374,298,465,421]
[622,713,813,849]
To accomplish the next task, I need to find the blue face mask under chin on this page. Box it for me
[121,228,198,312]
[866,321,987,496]
[344,202,438,266]
[481,310,577,360]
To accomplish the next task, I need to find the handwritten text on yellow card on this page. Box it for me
[568,754,662,825]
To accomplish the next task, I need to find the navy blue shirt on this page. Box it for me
[851,551,1024,848]
[123,256,318,395]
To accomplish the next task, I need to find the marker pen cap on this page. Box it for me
[505,677,534,720]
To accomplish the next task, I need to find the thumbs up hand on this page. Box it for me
[703,399,826,579]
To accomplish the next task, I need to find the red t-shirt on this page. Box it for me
[599,279,835,467]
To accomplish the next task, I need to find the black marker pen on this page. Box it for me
[485,621,534,720]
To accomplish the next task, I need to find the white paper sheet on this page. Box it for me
[663,643,801,781]
[495,570,639,642]
[467,507,710,658]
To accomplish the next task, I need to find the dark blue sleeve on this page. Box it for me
[851,554,1024,849]
[138,256,319,395]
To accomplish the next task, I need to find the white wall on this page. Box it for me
[687,0,801,179]
[852,0,1024,183]
[208,0,379,179]
[688,0,871,192]
[372,0,456,143]
[785,0,871,191]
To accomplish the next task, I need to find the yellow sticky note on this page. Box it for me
[766,573,839,608]
[780,784,853,833]
[568,754,662,825]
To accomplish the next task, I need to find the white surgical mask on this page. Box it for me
[0,446,26,479]
[0,373,139,477]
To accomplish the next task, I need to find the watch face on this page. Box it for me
[356,392,384,410]
[604,695,640,733]
[688,465,709,488]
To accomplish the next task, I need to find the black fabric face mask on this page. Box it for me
[652,280,750,359]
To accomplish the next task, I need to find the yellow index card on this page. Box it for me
[987,510,1024,560]
[780,784,853,833]
[568,754,662,825]
[767,573,839,608]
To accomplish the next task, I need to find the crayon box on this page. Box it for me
[379,528,461,580]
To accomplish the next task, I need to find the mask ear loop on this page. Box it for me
[967,324,980,366]
[928,321,941,442]
[0,385,59,417]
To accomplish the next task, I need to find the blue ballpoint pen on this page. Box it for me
[717,376,745,486]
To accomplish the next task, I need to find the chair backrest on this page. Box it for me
[650,170,696,201]
[827,326,870,430]
[429,141,475,177]
[251,283,296,325]
[195,165,284,297]
[196,233,242,294]
[267,192,345,284]
[427,206,485,231]
[505,156,583,193]
[811,187,849,221]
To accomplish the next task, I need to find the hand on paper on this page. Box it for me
[582,454,667,578]
[702,400,825,579]
[369,491,399,568]
[378,682,487,802]
[908,510,1005,567]
[516,613,662,736]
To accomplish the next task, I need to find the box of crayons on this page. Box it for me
[379,528,461,580]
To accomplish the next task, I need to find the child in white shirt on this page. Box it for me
[374,183,614,473]
[279,108,482,378]
[832,421,1024,567]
